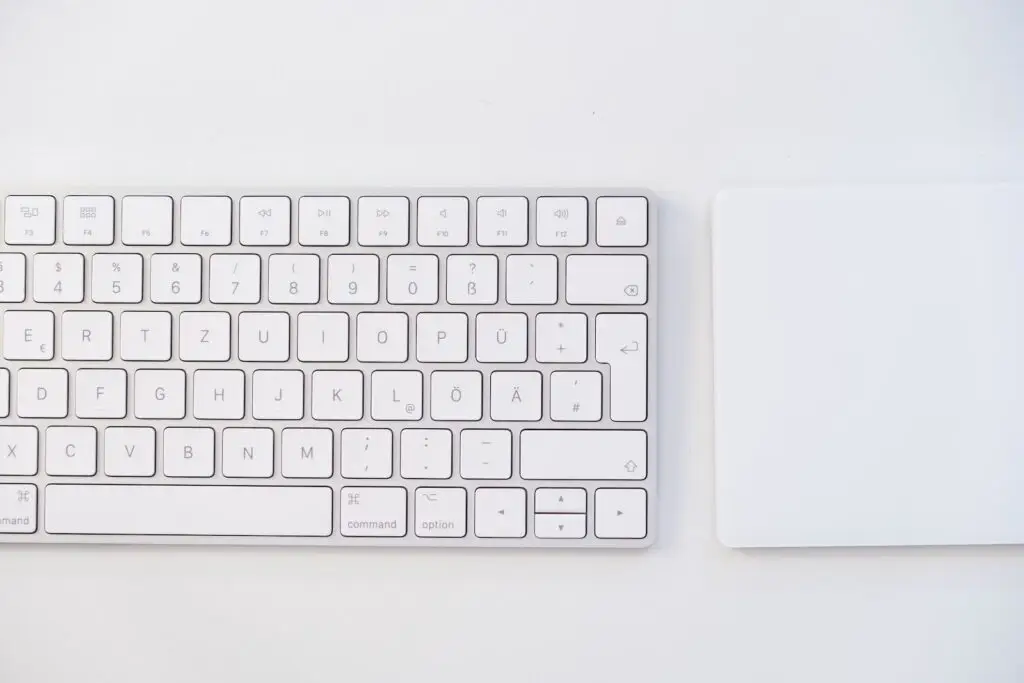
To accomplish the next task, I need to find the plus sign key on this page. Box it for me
[0,484,38,533]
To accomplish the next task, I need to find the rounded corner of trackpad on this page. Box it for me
[712,183,1024,548]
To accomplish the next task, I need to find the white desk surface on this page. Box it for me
[1,1,1022,681]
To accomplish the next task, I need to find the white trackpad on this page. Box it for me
[712,184,1024,548]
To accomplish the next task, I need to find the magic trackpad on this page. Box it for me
[712,184,1024,548]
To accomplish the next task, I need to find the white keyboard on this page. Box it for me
[0,189,656,548]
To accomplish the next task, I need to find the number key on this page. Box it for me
[33,253,84,303]
[386,254,438,304]
[150,254,202,303]
[327,254,379,304]
[0,253,26,302]
[269,254,320,304]
[209,254,261,304]
[92,253,143,303]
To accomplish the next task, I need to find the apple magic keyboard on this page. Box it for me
[0,189,656,547]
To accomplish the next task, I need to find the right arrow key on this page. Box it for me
[595,488,648,539]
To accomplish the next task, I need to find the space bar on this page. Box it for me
[45,485,334,537]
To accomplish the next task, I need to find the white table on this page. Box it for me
[0,1,1022,681]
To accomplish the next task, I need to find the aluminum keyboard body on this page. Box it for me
[0,188,656,548]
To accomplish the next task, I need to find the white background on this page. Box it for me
[1,1,1023,681]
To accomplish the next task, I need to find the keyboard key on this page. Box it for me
[17,368,68,418]
[356,312,408,362]
[415,487,466,538]
[3,310,54,360]
[340,429,392,479]
[417,196,469,246]
[595,488,647,539]
[298,196,350,246]
[505,255,557,304]
[209,254,261,304]
[535,313,587,363]
[75,369,127,419]
[474,488,526,538]
[193,370,245,420]
[535,513,586,539]
[489,371,542,421]
[45,485,333,536]
[595,313,648,422]
[238,312,290,361]
[63,195,114,245]
[0,369,7,417]
[475,312,527,363]
[537,196,588,246]
[0,253,26,302]
[565,255,648,304]
[340,486,406,537]
[459,429,512,480]
[386,254,439,304]
[358,196,409,246]
[416,313,468,362]
[0,484,37,533]
[370,370,422,420]
[45,426,97,476]
[181,196,231,246]
[476,196,528,246]
[297,313,349,362]
[222,428,274,478]
[61,311,113,361]
[400,429,452,479]
[121,195,172,245]
[134,369,186,419]
[120,311,172,361]
[240,196,291,246]
[103,427,156,477]
[446,254,497,305]
[269,254,320,304]
[150,253,202,303]
[281,428,334,479]
[597,196,648,246]
[520,430,647,480]
[430,371,483,421]
[327,254,379,304]
[179,312,231,362]
[33,253,84,303]
[310,370,363,420]
[535,487,587,513]
[252,370,304,420]
[3,195,55,245]
[163,427,215,477]
[92,253,144,303]
[0,427,38,476]
[549,371,602,421]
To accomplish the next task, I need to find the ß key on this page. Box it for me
[0,188,656,548]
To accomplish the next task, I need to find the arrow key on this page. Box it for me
[595,488,647,539]
[535,487,586,513]
[535,513,586,539]
[474,487,526,538]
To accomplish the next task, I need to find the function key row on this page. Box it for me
[2,194,648,248]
